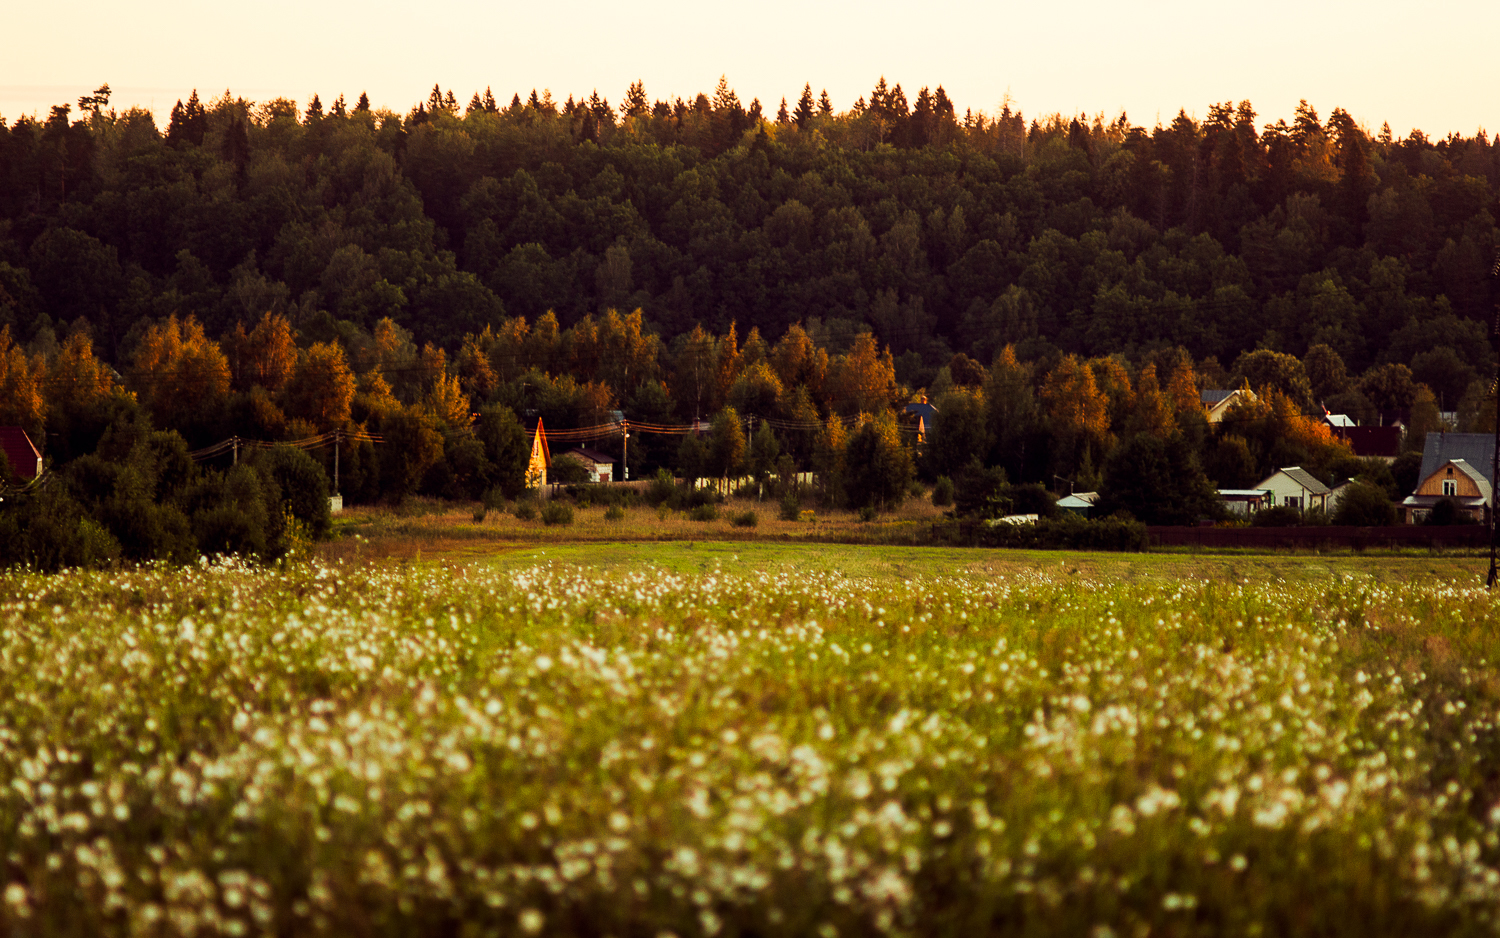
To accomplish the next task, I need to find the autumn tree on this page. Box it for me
[0,326,45,439]
[282,342,356,430]
[225,312,297,393]
[128,315,232,438]
[1041,355,1110,475]
[828,333,897,416]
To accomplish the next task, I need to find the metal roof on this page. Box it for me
[1257,466,1330,495]
[1418,433,1497,491]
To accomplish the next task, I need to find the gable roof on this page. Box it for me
[1423,458,1495,506]
[1200,389,1234,405]
[1324,414,1356,428]
[562,447,615,466]
[1257,466,1330,495]
[1419,432,1496,492]
[0,426,41,480]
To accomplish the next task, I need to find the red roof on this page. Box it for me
[0,426,41,480]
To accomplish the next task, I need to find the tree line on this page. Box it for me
[0,77,1496,558]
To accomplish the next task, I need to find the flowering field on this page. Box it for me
[2,552,1500,937]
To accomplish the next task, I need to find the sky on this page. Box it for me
[4,0,1497,139]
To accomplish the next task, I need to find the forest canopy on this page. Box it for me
[0,77,1494,544]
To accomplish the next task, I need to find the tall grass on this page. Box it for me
[0,557,1498,935]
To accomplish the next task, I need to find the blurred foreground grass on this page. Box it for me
[1,547,1498,936]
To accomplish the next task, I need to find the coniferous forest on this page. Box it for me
[0,77,1497,562]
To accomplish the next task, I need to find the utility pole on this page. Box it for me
[1488,250,1500,587]
[334,429,341,496]
[621,420,629,482]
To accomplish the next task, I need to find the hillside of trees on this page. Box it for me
[0,77,1496,559]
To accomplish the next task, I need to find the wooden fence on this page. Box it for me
[1146,525,1490,550]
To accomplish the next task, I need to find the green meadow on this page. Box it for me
[2,543,1498,936]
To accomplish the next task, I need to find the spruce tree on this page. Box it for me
[355,91,370,112]
[776,97,790,125]
[818,89,832,116]
[794,84,814,129]
[484,87,498,112]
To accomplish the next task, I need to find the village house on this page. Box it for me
[1402,432,1497,523]
[1200,386,1257,425]
[0,426,42,481]
[525,420,550,489]
[1254,467,1331,514]
[1401,459,1490,523]
[559,448,615,483]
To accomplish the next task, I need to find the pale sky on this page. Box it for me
[4,0,1497,139]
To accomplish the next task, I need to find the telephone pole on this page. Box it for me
[1488,249,1500,587]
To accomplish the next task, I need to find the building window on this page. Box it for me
[1285,496,1302,509]
[1442,480,1458,497]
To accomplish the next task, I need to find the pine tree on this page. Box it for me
[330,93,346,117]
[468,92,484,115]
[355,91,370,112]
[818,89,832,116]
[444,89,457,111]
[622,80,649,118]
[483,87,498,112]
[776,97,790,125]
[794,84,814,129]
[748,98,762,122]
[304,94,323,123]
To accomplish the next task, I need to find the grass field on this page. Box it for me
[3,542,1500,935]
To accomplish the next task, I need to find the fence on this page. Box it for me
[1147,525,1490,550]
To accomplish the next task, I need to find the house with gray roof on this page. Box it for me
[1254,467,1331,514]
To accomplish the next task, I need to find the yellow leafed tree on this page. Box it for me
[128,315,232,431]
[0,326,46,439]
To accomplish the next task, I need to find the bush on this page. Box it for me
[908,480,926,499]
[1252,505,1303,527]
[473,504,488,523]
[942,515,1148,552]
[689,504,719,522]
[514,502,538,521]
[732,510,758,528]
[1425,498,1479,526]
[647,469,677,505]
[540,502,574,526]
[931,476,954,507]
[605,504,626,521]
[858,505,877,522]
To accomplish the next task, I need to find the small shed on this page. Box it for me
[0,426,42,480]
[561,447,615,483]
[1217,488,1273,516]
[1057,491,1098,517]
[1254,467,1331,514]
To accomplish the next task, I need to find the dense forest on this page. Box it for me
[0,77,1497,561]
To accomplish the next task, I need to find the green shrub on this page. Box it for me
[648,469,677,505]
[689,504,719,522]
[779,492,802,521]
[1252,505,1303,527]
[858,505,877,522]
[943,515,1149,552]
[541,502,574,526]
[514,502,538,521]
[732,510,758,528]
[931,476,954,507]
[605,504,626,521]
[473,504,488,523]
